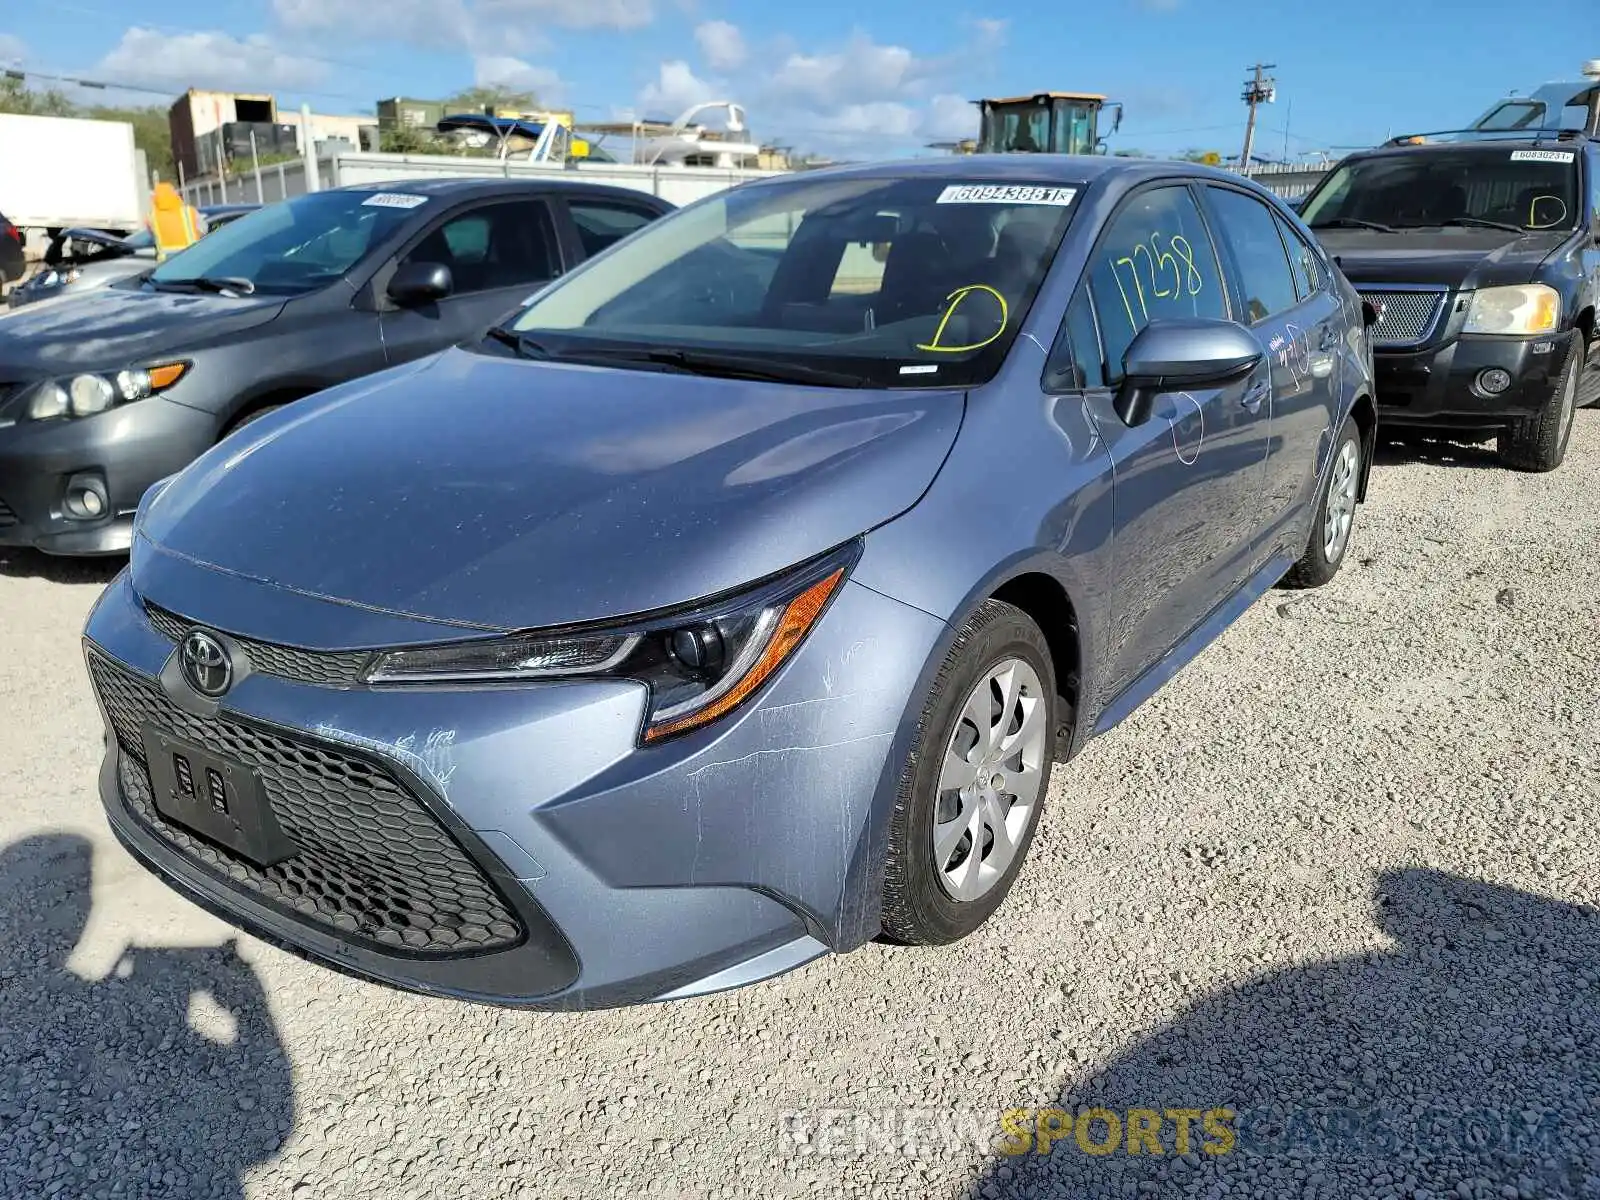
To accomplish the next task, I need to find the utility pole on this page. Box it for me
[1239,62,1276,171]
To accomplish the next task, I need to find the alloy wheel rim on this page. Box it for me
[932,658,1047,903]
[1323,438,1360,563]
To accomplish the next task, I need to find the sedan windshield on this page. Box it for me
[1302,149,1581,232]
[508,175,1082,387]
[147,189,428,295]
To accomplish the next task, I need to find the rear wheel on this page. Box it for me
[1281,414,1362,590]
[1498,334,1580,472]
[880,600,1057,946]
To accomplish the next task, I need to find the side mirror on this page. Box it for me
[1114,319,1263,427]
[387,261,453,306]
[1362,298,1383,328]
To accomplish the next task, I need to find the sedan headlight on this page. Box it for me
[25,362,189,421]
[364,543,858,744]
[1462,285,1560,336]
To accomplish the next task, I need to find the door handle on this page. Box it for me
[1241,380,1268,412]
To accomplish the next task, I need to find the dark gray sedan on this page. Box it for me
[0,178,673,554]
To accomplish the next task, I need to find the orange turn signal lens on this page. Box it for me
[643,567,847,743]
[147,362,189,391]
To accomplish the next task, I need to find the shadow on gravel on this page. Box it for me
[965,869,1600,1200]
[0,834,294,1200]
[1372,433,1504,472]
[0,549,126,585]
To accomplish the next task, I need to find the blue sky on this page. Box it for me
[0,0,1593,160]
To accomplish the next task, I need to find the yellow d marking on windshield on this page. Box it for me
[916,284,1010,353]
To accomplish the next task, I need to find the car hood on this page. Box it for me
[0,283,286,374]
[137,348,964,634]
[1317,228,1571,290]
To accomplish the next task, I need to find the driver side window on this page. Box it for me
[1062,185,1227,387]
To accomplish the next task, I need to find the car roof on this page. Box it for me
[323,176,673,203]
[745,154,1251,191]
[1340,136,1596,163]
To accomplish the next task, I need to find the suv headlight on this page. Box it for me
[1462,285,1560,336]
[25,362,189,421]
[363,543,858,744]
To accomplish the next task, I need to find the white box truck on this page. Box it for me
[0,113,146,235]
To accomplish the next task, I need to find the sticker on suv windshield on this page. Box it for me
[936,185,1078,206]
[361,192,430,209]
[1510,150,1575,163]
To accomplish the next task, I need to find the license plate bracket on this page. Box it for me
[140,725,299,867]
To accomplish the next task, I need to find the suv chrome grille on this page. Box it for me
[88,651,524,956]
[1357,288,1448,347]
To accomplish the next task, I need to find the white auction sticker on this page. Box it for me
[361,192,430,209]
[1510,150,1575,163]
[936,184,1077,206]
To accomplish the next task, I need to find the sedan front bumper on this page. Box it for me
[83,565,946,1008]
[1374,334,1570,430]
[0,397,218,555]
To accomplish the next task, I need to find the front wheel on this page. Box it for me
[879,600,1057,946]
[1281,414,1362,590]
[1498,334,1580,472]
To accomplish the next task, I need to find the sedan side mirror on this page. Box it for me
[387,261,453,306]
[1114,319,1263,427]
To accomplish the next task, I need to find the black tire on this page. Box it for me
[1281,414,1363,590]
[1498,333,1581,472]
[222,404,282,439]
[880,600,1058,946]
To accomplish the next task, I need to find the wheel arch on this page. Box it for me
[1348,392,1378,501]
[220,384,321,438]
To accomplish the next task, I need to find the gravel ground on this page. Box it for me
[1,415,1598,1200]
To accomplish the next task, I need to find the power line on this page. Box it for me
[6,65,380,108]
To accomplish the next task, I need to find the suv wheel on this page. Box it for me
[880,600,1056,946]
[1498,333,1580,472]
[1282,414,1362,590]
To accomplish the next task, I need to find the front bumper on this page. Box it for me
[0,397,217,555]
[1374,334,1568,430]
[83,565,946,1009]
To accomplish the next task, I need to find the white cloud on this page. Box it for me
[637,60,721,119]
[770,36,924,107]
[920,92,978,142]
[95,27,328,93]
[694,20,745,71]
[967,18,1008,49]
[474,55,565,101]
[0,34,25,65]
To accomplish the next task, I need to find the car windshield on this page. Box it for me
[1302,148,1581,232]
[507,175,1082,388]
[147,189,428,295]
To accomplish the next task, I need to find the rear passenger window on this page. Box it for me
[1078,184,1227,384]
[569,200,657,258]
[1274,213,1323,301]
[1204,187,1300,322]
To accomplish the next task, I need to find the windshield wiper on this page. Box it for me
[1437,216,1526,233]
[1310,217,1398,234]
[574,346,869,388]
[151,275,257,295]
[483,325,551,358]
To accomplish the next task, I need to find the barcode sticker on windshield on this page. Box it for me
[1510,150,1575,163]
[936,185,1077,206]
[361,192,429,209]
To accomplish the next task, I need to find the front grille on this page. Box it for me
[145,603,373,688]
[1358,288,1447,347]
[0,497,15,529]
[88,651,524,955]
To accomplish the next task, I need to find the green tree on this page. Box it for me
[0,73,76,117]
[444,85,539,115]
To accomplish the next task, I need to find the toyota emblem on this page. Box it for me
[180,630,233,698]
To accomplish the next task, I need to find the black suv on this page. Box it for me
[1300,133,1600,471]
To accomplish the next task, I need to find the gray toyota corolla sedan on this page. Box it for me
[83,157,1376,1009]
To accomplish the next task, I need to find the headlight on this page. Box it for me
[25,362,189,421]
[363,543,858,744]
[1462,285,1560,336]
